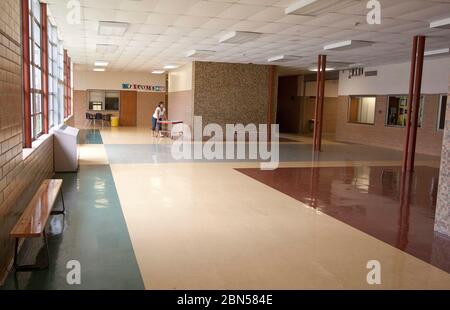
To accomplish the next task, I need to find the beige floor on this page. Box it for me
[85,127,450,289]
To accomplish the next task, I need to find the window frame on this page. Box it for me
[29,0,44,140]
[347,95,377,126]
[385,95,425,128]
[437,94,448,131]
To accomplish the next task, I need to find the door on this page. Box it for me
[276,76,300,133]
[120,90,137,126]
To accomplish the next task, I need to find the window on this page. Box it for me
[48,21,58,129]
[386,95,424,127]
[88,90,120,111]
[348,96,376,124]
[438,95,447,130]
[29,0,43,139]
[57,41,65,122]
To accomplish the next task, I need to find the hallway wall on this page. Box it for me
[435,86,450,236]
[0,0,54,283]
[168,63,194,129]
[192,61,278,130]
[335,95,443,156]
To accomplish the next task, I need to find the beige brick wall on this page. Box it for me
[335,95,444,156]
[0,0,54,283]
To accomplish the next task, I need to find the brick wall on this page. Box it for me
[0,0,54,283]
[335,95,444,156]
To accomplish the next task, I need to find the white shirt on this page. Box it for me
[153,107,161,119]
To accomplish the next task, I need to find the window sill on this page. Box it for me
[22,133,52,160]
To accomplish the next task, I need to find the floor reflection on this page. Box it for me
[237,166,450,274]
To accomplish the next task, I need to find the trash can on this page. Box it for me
[111,116,119,127]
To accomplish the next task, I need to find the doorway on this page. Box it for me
[276,76,300,134]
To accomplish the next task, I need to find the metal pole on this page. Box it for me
[313,55,322,151]
[407,36,426,173]
[317,55,327,152]
[403,36,418,172]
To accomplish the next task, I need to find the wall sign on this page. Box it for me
[122,83,166,92]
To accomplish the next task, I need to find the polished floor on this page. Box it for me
[237,166,450,274]
[2,127,450,289]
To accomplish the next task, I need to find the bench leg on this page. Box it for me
[51,190,66,215]
[13,230,50,272]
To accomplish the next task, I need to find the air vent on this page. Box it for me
[365,70,378,77]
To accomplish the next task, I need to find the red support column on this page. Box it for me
[41,3,49,133]
[406,36,426,173]
[403,36,418,172]
[317,55,327,152]
[313,55,322,150]
[22,0,32,148]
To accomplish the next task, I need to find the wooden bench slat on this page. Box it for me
[10,179,63,238]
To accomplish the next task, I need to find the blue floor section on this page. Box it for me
[2,165,144,290]
[78,129,103,144]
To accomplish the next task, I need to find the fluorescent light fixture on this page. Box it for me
[93,68,105,72]
[186,50,216,58]
[94,61,109,67]
[309,67,335,72]
[98,21,129,36]
[267,55,302,63]
[430,17,450,29]
[424,48,450,57]
[219,31,262,44]
[324,40,373,51]
[96,44,119,54]
[164,64,179,70]
[152,70,166,74]
[285,0,359,16]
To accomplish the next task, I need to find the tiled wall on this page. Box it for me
[0,0,54,283]
[435,88,450,236]
[335,95,444,156]
[192,61,277,129]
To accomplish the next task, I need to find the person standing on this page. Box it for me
[152,102,166,137]
[152,103,163,137]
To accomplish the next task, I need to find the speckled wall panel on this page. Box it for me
[0,0,54,283]
[335,95,444,156]
[192,61,277,129]
[435,90,450,236]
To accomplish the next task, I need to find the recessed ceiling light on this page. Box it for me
[96,44,119,54]
[94,61,109,67]
[164,64,179,70]
[424,48,450,57]
[267,55,302,63]
[152,70,166,74]
[186,50,216,58]
[94,68,105,72]
[324,40,374,51]
[219,31,262,44]
[285,0,358,16]
[98,21,129,36]
[430,17,450,29]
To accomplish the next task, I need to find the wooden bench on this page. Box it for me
[10,179,65,272]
